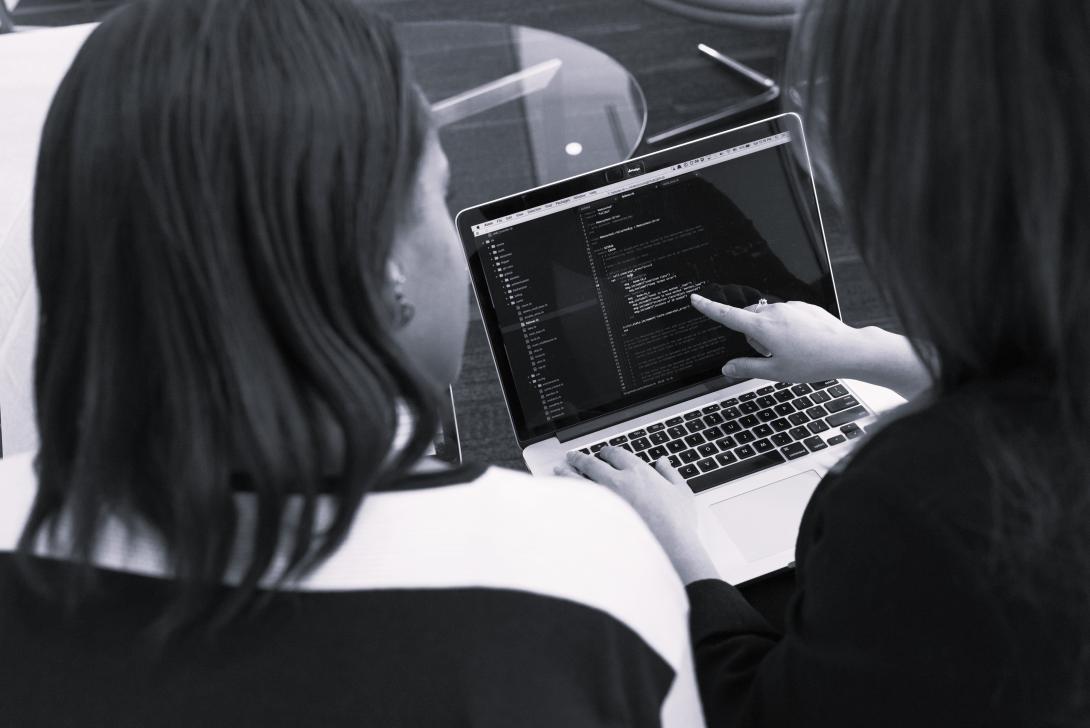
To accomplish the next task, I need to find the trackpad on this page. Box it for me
[708,471,821,563]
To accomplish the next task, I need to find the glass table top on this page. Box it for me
[398,21,647,211]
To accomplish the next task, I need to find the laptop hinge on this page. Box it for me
[555,378,732,443]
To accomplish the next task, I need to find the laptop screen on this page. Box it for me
[458,115,838,443]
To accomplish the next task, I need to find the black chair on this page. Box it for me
[644,0,799,30]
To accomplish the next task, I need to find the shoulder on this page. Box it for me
[306,466,691,669]
[0,452,36,552]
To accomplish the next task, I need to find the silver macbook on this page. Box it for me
[456,113,902,584]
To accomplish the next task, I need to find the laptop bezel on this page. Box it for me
[455,112,844,448]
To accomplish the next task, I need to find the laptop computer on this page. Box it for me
[456,113,903,584]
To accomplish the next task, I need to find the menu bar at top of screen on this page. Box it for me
[470,131,792,237]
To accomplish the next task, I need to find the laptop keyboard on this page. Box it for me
[571,380,870,494]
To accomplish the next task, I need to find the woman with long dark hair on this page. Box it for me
[566,0,1090,725]
[0,1,705,725]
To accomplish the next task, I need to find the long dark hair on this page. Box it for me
[22,0,436,633]
[789,0,1089,719]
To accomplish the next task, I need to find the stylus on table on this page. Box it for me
[697,43,777,89]
[646,44,781,146]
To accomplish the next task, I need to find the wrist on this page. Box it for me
[662,536,719,585]
[844,326,931,399]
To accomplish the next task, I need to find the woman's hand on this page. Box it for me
[557,447,719,585]
[690,294,932,400]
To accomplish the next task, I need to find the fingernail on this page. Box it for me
[566,451,578,464]
[690,293,707,305]
[722,363,736,376]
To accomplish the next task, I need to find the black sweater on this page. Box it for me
[687,379,1088,727]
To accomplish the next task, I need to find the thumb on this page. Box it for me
[722,356,779,380]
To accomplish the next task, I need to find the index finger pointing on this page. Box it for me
[690,294,761,335]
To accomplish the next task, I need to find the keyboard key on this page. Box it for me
[810,391,831,404]
[667,440,687,453]
[721,406,741,419]
[824,395,859,414]
[828,384,849,398]
[720,397,739,407]
[715,452,738,466]
[771,432,792,446]
[828,434,847,446]
[781,443,808,460]
[684,433,706,447]
[735,431,756,444]
[805,405,829,420]
[756,385,775,395]
[680,449,701,464]
[774,403,795,416]
[703,425,724,440]
[684,411,704,421]
[619,443,634,452]
[697,457,718,473]
[703,413,725,426]
[679,464,700,478]
[810,380,837,389]
[667,426,687,439]
[826,405,868,428]
[757,409,777,422]
[774,390,795,403]
[637,452,652,463]
[701,404,720,414]
[630,437,652,451]
[629,428,646,438]
[668,455,682,467]
[753,424,774,438]
[803,436,828,452]
[666,416,684,426]
[715,436,737,450]
[687,451,786,493]
[723,421,742,434]
[650,431,669,445]
[648,446,668,459]
[791,384,813,396]
[771,418,791,432]
[686,420,707,433]
[647,423,666,432]
[579,448,591,455]
[590,442,607,453]
[788,412,809,426]
[807,420,830,434]
[793,396,814,410]
[754,438,775,453]
[734,444,756,459]
[740,415,759,428]
[789,426,810,440]
[774,382,791,389]
[841,423,863,439]
[739,392,758,402]
[740,401,760,414]
[609,435,628,445]
[698,443,718,457]
[756,395,777,408]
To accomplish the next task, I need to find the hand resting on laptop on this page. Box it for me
[562,291,932,586]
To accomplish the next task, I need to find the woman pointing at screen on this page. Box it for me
[563,0,1090,725]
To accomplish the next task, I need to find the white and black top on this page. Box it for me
[0,454,705,727]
